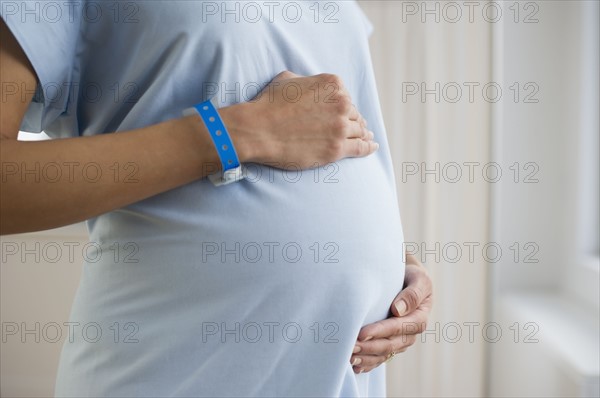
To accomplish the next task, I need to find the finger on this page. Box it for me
[352,349,411,374]
[348,104,360,121]
[353,334,417,358]
[352,347,411,374]
[357,114,368,131]
[345,119,373,140]
[391,267,433,317]
[351,335,418,374]
[351,353,387,373]
[356,310,429,341]
[351,112,369,135]
[341,137,378,158]
[353,364,379,374]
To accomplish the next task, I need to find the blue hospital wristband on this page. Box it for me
[183,99,244,186]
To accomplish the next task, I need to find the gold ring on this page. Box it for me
[385,352,396,363]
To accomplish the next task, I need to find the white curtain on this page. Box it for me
[360,1,599,397]
[359,1,493,396]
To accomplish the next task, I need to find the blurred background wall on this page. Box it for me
[1,1,599,397]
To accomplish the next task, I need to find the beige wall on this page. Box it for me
[1,224,86,396]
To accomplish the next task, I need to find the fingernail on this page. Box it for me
[362,336,373,342]
[373,142,379,151]
[395,300,407,316]
[368,130,375,140]
[353,345,361,354]
[352,357,362,366]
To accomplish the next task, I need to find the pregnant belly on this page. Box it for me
[87,155,403,316]
[60,155,404,396]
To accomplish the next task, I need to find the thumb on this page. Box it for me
[391,285,423,317]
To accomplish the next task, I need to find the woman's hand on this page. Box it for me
[350,254,433,373]
[222,71,378,169]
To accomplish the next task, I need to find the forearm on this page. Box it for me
[0,107,252,235]
[2,28,375,236]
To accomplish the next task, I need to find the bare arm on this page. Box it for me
[0,21,377,235]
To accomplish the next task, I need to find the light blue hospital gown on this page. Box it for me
[1,1,405,396]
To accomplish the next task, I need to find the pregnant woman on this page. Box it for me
[0,1,432,396]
